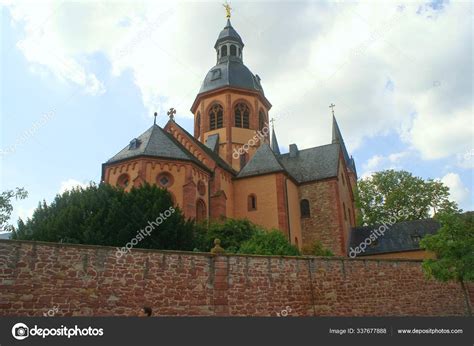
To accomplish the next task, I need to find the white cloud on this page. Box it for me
[362,150,410,177]
[59,179,88,194]
[17,206,35,221]
[440,172,471,209]
[3,0,472,162]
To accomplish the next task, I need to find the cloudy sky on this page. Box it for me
[1,0,472,226]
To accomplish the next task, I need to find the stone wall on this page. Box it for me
[0,240,471,316]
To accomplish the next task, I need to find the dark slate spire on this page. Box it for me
[215,19,244,49]
[237,143,285,178]
[332,115,356,174]
[271,126,280,155]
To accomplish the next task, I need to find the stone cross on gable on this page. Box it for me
[167,108,176,121]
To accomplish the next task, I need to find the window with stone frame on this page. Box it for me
[234,103,250,128]
[300,199,310,218]
[209,103,224,130]
[248,194,257,211]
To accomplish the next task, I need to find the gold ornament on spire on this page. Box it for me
[223,2,232,19]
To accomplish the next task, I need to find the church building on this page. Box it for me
[101,13,358,257]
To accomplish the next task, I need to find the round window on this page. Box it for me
[156,172,174,188]
[117,174,130,188]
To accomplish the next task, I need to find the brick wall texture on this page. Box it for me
[0,240,471,317]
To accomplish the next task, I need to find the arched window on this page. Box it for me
[258,110,266,131]
[221,45,227,57]
[348,208,352,226]
[234,103,250,128]
[300,199,310,218]
[248,194,257,211]
[117,174,130,189]
[343,202,347,220]
[196,199,207,222]
[209,104,223,130]
[341,173,345,185]
[195,112,201,138]
[230,45,236,56]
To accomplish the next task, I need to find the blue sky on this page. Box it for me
[0,1,472,229]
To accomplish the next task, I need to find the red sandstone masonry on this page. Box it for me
[0,240,471,317]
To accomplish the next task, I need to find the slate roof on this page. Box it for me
[278,144,341,183]
[349,219,440,256]
[205,134,219,152]
[332,115,356,175]
[169,121,237,175]
[106,124,207,170]
[214,19,244,48]
[237,143,285,178]
[199,59,264,95]
[271,128,280,155]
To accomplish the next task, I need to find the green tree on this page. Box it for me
[301,240,334,256]
[238,230,300,256]
[194,218,260,253]
[356,170,457,226]
[12,183,197,251]
[0,188,28,232]
[420,212,474,315]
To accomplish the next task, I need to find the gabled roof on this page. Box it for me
[105,124,206,170]
[349,219,440,256]
[167,121,237,175]
[237,143,285,178]
[278,143,340,183]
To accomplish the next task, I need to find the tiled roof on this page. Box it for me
[106,124,207,171]
[237,143,285,178]
[349,219,440,256]
[278,144,340,183]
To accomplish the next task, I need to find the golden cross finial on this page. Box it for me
[329,103,336,116]
[167,107,176,121]
[223,2,232,19]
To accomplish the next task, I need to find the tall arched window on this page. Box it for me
[234,103,250,128]
[343,202,347,220]
[300,199,310,218]
[258,110,266,131]
[230,45,237,56]
[209,104,223,130]
[221,45,227,57]
[248,194,257,211]
[196,199,206,222]
[195,112,201,138]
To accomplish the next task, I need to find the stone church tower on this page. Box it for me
[102,14,358,257]
[190,18,271,171]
